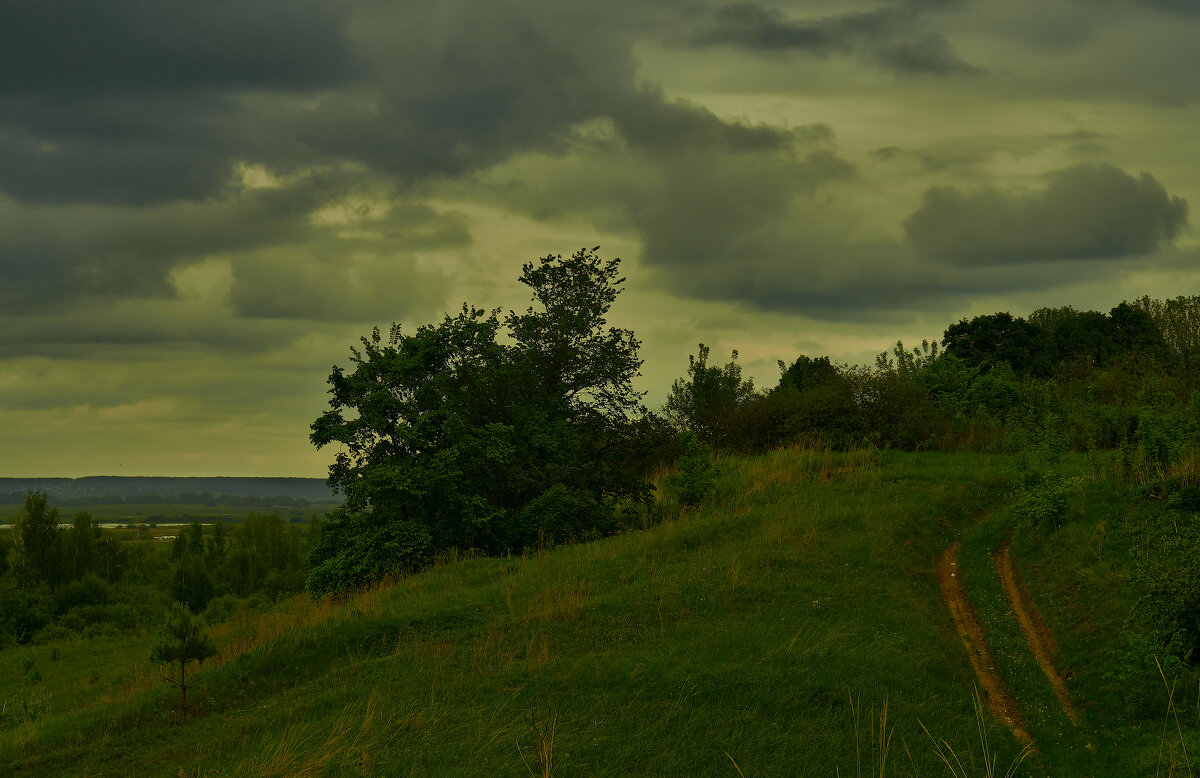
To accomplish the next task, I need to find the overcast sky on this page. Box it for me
[3,0,1197,477]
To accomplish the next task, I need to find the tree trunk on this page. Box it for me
[179,659,187,721]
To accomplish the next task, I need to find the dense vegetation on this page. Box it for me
[0,500,318,650]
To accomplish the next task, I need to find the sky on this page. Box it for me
[2,0,1198,477]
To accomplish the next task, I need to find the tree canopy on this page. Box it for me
[306,248,653,598]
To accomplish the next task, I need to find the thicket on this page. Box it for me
[0,500,315,649]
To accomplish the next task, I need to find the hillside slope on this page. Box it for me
[2,448,1166,776]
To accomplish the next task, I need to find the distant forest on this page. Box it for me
[0,477,337,504]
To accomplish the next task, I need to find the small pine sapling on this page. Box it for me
[150,604,216,721]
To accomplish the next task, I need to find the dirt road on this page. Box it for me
[938,542,1034,745]
[994,541,1078,725]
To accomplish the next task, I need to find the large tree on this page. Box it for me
[15,492,62,587]
[307,248,650,597]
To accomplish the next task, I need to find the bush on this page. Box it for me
[55,575,111,612]
[516,485,607,547]
[306,509,432,599]
[202,594,239,625]
[663,433,718,507]
[0,580,54,645]
[32,623,77,645]
[1014,477,1075,532]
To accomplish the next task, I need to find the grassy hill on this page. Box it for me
[1,447,1191,776]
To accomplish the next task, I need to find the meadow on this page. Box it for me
[2,446,1186,776]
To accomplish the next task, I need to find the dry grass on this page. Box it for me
[520,580,590,624]
[230,692,386,777]
[517,702,559,778]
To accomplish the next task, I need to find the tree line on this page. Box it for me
[304,247,1200,603]
[7,246,1200,675]
[0,497,317,647]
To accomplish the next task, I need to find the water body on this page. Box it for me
[0,522,213,530]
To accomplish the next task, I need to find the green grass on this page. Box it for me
[1,448,1154,776]
[1004,474,1200,776]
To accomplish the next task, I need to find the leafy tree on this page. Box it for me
[1109,301,1166,358]
[66,511,100,581]
[943,312,1052,376]
[308,248,651,597]
[663,344,756,448]
[1135,295,1200,365]
[777,354,841,393]
[506,247,643,422]
[150,604,217,720]
[170,555,214,613]
[92,534,125,583]
[663,432,718,506]
[205,521,228,567]
[220,545,266,598]
[14,492,63,587]
[0,531,10,578]
[170,531,188,562]
[186,519,205,557]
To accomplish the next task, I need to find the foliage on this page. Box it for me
[14,492,63,587]
[305,508,432,599]
[663,343,756,448]
[150,603,217,720]
[307,248,653,597]
[171,555,215,613]
[662,432,718,507]
[943,312,1052,376]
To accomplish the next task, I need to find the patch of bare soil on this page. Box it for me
[994,541,1079,725]
[938,542,1034,744]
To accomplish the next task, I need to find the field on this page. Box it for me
[1,448,1191,776]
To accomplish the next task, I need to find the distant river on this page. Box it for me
[0,522,213,530]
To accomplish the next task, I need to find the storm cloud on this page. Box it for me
[689,1,978,75]
[1,0,1199,475]
[904,164,1189,265]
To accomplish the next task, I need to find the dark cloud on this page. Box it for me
[0,175,337,311]
[636,147,856,271]
[1136,0,1200,17]
[0,0,360,97]
[0,0,791,209]
[0,0,361,204]
[688,2,978,75]
[871,131,1110,173]
[904,164,1189,265]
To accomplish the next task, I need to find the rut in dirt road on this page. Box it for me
[938,542,1033,745]
[994,541,1079,725]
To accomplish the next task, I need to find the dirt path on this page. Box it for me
[994,541,1079,725]
[938,543,1033,745]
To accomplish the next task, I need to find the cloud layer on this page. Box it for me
[1,0,1198,474]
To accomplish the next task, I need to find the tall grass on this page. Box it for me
[5,449,1052,775]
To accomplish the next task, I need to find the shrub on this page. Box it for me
[31,623,77,645]
[202,594,239,625]
[305,509,432,599]
[664,433,718,507]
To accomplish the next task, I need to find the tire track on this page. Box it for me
[938,542,1034,745]
[994,540,1079,725]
